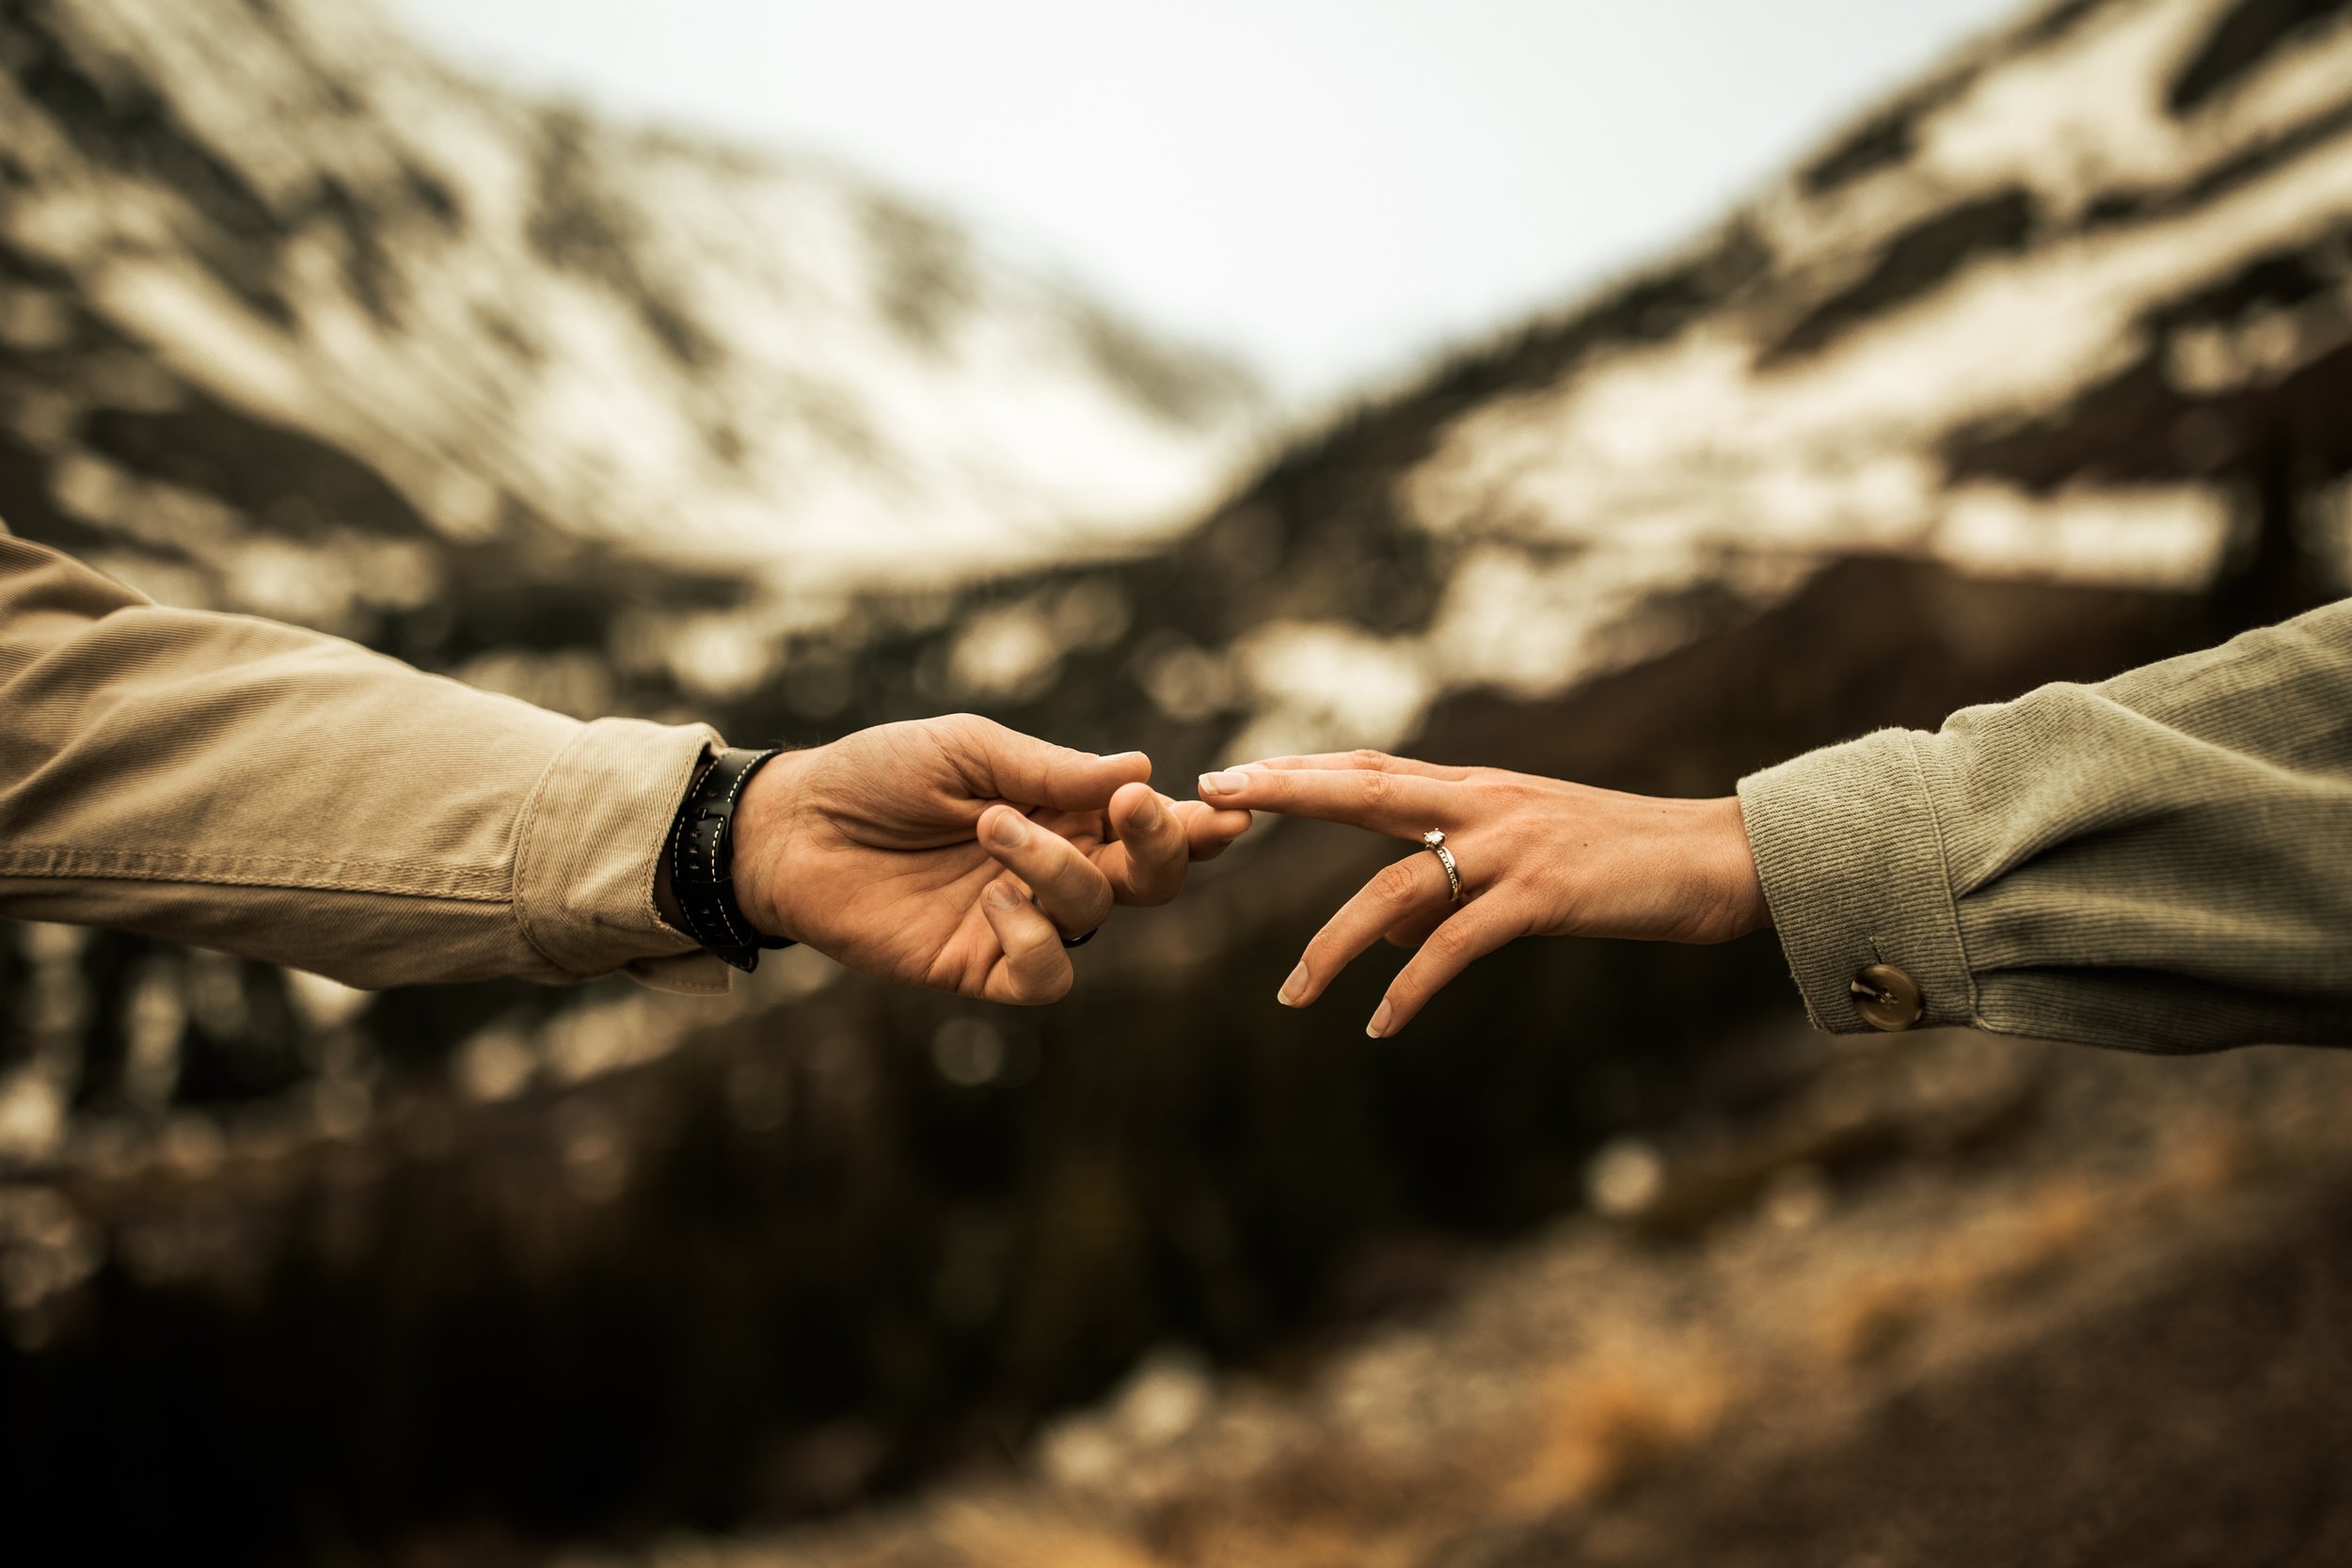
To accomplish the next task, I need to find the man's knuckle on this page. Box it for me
[1118,858,1167,902]
[1349,749,1391,771]
[1005,953,1047,1000]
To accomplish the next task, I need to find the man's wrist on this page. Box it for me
[664,747,796,971]
[729,743,817,945]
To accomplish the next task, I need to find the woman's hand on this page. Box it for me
[733,716,1249,1004]
[1196,751,1770,1037]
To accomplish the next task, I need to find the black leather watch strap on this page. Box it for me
[668,747,794,973]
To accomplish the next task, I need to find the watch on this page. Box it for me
[666,746,795,973]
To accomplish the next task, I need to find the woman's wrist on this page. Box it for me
[1702,794,1772,941]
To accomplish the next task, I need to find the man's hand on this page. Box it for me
[1197,752,1769,1037]
[731,716,1249,1003]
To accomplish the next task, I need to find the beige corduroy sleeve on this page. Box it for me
[1737,598,2352,1053]
[0,528,731,994]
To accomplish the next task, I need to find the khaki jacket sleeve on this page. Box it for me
[1737,599,2352,1052]
[0,528,731,994]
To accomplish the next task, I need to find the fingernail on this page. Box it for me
[986,879,1025,911]
[1277,963,1309,1006]
[1366,1002,1392,1038]
[990,812,1028,849]
[1104,751,1147,767]
[1200,770,1249,797]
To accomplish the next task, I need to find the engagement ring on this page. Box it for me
[1422,829,1465,904]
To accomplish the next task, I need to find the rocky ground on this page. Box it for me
[593,1031,2352,1568]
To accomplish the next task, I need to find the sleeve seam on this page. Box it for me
[0,846,506,900]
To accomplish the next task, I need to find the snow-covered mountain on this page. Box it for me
[0,0,1263,621]
[1154,0,2352,762]
[11,0,2345,756]
[743,0,2352,785]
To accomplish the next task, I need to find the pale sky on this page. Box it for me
[386,0,2026,404]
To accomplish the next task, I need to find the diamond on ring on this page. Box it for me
[1422,828,1465,904]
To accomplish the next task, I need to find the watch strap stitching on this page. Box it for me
[667,746,789,971]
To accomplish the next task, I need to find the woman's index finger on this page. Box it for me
[1196,767,1453,837]
[1239,751,1472,781]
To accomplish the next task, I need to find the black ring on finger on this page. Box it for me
[1030,892,1100,949]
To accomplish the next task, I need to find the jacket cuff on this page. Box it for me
[1737,729,1975,1034]
[513,716,733,994]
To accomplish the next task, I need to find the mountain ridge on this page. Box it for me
[0,0,1265,604]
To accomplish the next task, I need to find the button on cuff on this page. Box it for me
[1851,962,1926,1031]
[1737,728,1974,1036]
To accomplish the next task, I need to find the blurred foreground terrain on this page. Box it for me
[4,0,2352,1562]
